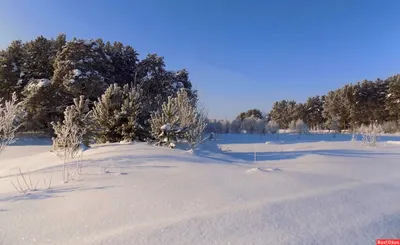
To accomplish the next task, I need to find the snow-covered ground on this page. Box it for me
[1,133,400,244]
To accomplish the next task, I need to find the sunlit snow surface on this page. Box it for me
[0,133,399,245]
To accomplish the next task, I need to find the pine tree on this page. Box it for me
[385,75,400,123]
[92,83,142,143]
[150,96,180,144]
[21,36,54,83]
[0,40,25,101]
[53,39,114,100]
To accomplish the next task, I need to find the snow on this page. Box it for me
[1,134,400,244]
[386,141,400,145]
[84,58,94,63]
[36,79,50,87]
[160,123,171,131]
[25,79,50,91]
[11,62,18,72]
[19,71,25,77]
[72,69,82,77]
[83,40,93,46]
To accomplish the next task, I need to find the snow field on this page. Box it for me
[0,134,399,244]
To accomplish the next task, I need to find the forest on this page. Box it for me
[0,34,204,147]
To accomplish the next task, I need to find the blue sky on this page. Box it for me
[1,0,400,119]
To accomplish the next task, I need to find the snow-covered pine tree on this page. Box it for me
[150,96,179,145]
[92,84,124,143]
[92,83,142,143]
[21,36,54,84]
[176,89,207,149]
[21,79,69,133]
[120,85,142,142]
[53,39,114,100]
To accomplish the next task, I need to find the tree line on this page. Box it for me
[208,75,400,134]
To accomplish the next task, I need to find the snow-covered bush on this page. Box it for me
[295,119,309,136]
[0,92,22,154]
[51,97,91,182]
[52,96,92,149]
[382,121,398,134]
[92,83,142,143]
[359,124,383,147]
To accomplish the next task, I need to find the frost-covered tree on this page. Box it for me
[266,120,280,140]
[359,123,383,147]
[150,89,206,149]
[295,119,309,137]
[254,118,266,135]
[53,39,114,100]
[51,96,92,149]
[150,96,180,144]
[330,116,340,138]
[0,93,22,155]
[92,83,142,143]
[241,117,256,133]
[220,120,231,134]
[230,119,241,133]
[185,106,207,150]
[51,96,93,182]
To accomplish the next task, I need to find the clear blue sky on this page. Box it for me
[1,0,400,119]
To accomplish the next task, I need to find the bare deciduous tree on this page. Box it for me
[0,92,21,155]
